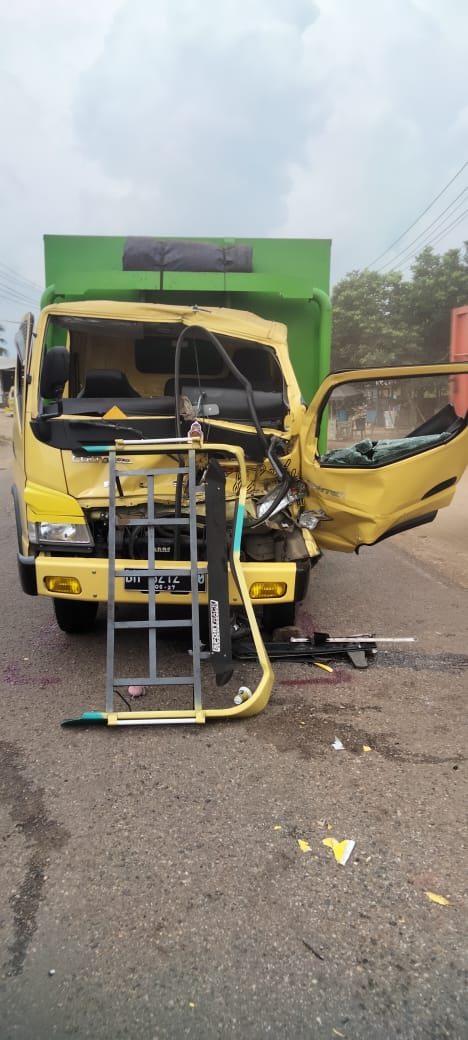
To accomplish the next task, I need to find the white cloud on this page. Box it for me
[1,0,468,349]
[277,0,468,278]
[74,0,320,232]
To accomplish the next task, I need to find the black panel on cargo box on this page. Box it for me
[123,238,252,273]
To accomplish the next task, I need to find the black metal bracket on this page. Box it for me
[232,634,378,669]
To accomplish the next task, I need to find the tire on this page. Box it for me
[262,602,296,634]
[52,598,99,633]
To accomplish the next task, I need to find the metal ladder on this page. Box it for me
[106,439,206,722]
[63,436,274,727]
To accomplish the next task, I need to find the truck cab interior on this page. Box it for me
[35,316,291,461]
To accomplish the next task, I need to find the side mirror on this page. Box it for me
[40,347,70,400]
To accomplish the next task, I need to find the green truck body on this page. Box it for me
[42,235,332,403]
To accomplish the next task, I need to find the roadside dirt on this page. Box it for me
[0,411,12,458]
[0,411,13,473]
[393,467,468,586]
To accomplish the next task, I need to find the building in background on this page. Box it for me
[0,356,15,406]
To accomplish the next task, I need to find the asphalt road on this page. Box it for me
[0,423,467,1040]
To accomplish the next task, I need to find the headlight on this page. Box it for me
[256,480,307,520]
[28,522,94,547]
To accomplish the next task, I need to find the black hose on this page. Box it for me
[173,324,289,480]
[172,324,294,545]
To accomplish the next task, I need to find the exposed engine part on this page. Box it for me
[255,478,307,521]
[85,506,206,560]
[243,533,276,562]
[273,528,309,562]
[299,509,331,528]
[243,528,309,563]
[84,501,308,565]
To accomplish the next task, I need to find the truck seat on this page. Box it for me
[79,370,140,398]
[163,379,285,425]
[229,348,282,391]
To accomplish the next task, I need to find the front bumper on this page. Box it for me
[17,553,38,596]
[18,553,311,607]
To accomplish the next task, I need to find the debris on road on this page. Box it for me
[323,837,356,865]
[425,891,450,906]
[312,660,334,673]
[332,737,345,750]
[128,685,145,698]
[302,939,325,960]
[298,838,312,853]
[314,631,415,644]
[234,633,379,669]
[233,686,252,705]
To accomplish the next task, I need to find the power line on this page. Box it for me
[376,187,468,272]
[0,285,40,308]
[367,158,468,268]
[0,261,42,291]
[429,208,468,245]
[392,207,468,273]
[0,282,40,307]
[0,270,41,295]
[0,272,41,298]
[406,207,468,261]
[0,293,38,311]
[0,277,38,297]
[397,208,468,269]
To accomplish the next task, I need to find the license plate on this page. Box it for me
[124,572,206,594]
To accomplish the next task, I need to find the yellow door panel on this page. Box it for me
[300,364,468,552]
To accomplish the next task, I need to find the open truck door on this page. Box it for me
[300,364,468,553]
[12,313,35,462]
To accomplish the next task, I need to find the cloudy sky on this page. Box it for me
[1,0,468,351]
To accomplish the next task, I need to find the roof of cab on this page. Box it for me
[40,299,289,349]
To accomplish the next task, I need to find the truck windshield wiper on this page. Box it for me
[30,415,143,450]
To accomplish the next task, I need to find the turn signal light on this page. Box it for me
[249,581,287,600]
[44,577,82,595]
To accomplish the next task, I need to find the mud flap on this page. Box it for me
[205,458,233,686]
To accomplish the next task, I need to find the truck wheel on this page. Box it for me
[262,602,296,634]
[52,599,99,633]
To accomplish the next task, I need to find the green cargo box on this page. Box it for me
[42,235,331,403]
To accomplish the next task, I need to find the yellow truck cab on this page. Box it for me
[11,236,468,635]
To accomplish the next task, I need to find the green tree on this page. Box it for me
[331,269,416,369]
[406,244,468,363]
[331,242,468,369]
[0,323,7,356]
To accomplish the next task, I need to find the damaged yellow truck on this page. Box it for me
[11,236,468,638]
